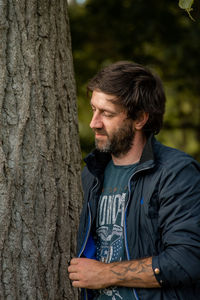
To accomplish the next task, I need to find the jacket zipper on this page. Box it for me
[124,166,153,300]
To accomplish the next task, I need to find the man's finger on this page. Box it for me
[72,280,82,288]
[69,258,79,265]
[68,264,78,273]
[69,272,80,281]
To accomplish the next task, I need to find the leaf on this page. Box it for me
[179,0,195,21]
[179,0,194,10]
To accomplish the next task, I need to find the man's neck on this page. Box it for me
[111,132,146,166]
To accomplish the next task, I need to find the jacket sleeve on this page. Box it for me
[152,158,200,287]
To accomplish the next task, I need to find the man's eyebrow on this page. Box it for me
[90,105,117,114]
[105,96,118,102]
[90,100,124,114]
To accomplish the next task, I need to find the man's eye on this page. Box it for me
[103,112,114,118]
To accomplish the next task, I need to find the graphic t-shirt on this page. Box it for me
[94,160,138,300]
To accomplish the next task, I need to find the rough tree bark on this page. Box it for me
[0,0,82,299]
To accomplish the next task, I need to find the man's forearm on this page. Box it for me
[68,257,160,289]
[107,257,160,288]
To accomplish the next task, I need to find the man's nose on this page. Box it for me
[90,112,103,129]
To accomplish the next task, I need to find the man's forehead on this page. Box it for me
[91,90,116,100]
[90,90,124,111]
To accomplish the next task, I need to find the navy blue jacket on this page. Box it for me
[77,136,200,300]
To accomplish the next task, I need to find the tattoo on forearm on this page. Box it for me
[110,258,152,282]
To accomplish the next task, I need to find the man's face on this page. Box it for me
[90,91,135,158]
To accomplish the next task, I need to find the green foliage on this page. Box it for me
[69,0,200,162]
[179,0,194,10]
[179,0,195,20]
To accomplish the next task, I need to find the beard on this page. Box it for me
[95,120,135,158]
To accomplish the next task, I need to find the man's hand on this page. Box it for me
[68,258,110,289]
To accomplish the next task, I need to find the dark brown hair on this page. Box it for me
[87,61,166,135]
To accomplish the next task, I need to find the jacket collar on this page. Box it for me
[84,133,156,178]
[140,133,155,163]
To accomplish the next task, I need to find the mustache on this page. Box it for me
[93,129,108,136]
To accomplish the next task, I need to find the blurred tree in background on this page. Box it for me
[68,0,200,161]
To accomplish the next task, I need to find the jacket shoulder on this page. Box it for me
[153,140,200,171]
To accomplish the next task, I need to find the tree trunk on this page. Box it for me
[0,0,82,299]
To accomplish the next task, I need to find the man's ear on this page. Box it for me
[134,112,149,130]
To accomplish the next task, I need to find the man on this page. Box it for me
[68,61,200,300]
